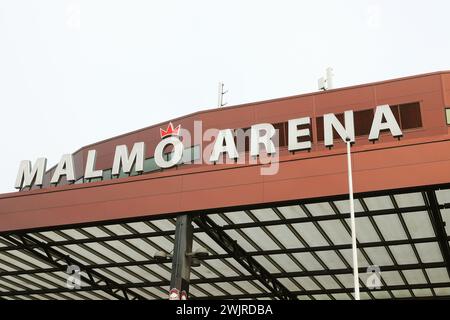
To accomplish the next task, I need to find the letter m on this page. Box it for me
[15,158,47,189]
[112,142,145,176]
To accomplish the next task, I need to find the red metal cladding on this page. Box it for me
[1,71,450,233]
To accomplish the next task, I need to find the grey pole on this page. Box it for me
[169,214,193,300]
[346,138,360,300]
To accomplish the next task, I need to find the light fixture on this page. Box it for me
[153,250,170,260]
[186,248,210,268]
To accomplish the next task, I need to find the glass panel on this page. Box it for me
[278,278,301,291]
[143,157,159,173]
[292,223,328,246]
[6,251,53,269]
[390,105,401,125]
[205,259,239,277]
[426,268,450,283]
[292,276,321,290]
[394,192,424,207]
[312,294,332,300]
[105,224,132,236]
[415,242,443,263]
[196,283,229,296]
[207,214,228,227]
[268,254,301,273]
[223,211,253,224]
[125,265,164,282]
[332,293,352,300]
[317,220,351,245]
[181,145,201,163]
[402,269,427,285]
[333,199,364,213]
[392,290,411,298]
[364,247,394,266]
[74,177,84,184]
[146,236,173,252]
[370,291,390,299]
[364,196,394,210]
[379,271,404,286]
[434,287,450,296]
[402,211,435,239]
[240,227,280,250]
[267,225,304,249]
[250,208,279,221]
[315,250,347,270]
[217,282,244,294]
[107,240,147,261]
[224,230,256,252]
[82,227,109,237]
[83,243,128,263]
[63,245,108,264]
[273,122,287,147]
[126,222,154,233]
[442,209,450,235]
[277,205,307,218]
[305,202,333,216]
[354,109,374,136]
[39,231,67,242]
[314,275,340,290]
[102,169,112,180]
[192,145,201,161]
[339,249,370,268]
[435,189,450,205]
[225,258,251,276]
[292,252,323,271]
[234,281,262,294]
[389,245,418,264]
[399,102,422,129]
[359,292,371,300]
[335,274,354,288]
[193,232,227,254]
[353,217,380,243]
[60,229,88,240]
[149,219,176,231]
[373,214,407,240]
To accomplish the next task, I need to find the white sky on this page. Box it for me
[1,0,449,194]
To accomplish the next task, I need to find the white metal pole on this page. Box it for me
[326,67,334,90]
[346,139,360,300]
[218,82,223,107]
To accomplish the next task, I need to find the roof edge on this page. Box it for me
[77,70,450,152]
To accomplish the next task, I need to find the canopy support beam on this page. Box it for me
[193,215,296,300]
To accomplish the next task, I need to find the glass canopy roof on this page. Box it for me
[0,187,449,300]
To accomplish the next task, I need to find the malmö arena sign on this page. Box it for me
[16,104,402,190]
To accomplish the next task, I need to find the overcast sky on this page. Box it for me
[1,0,449,194]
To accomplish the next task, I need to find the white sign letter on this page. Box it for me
[288,117,311,151]
[84,150,103,179]
[369,105,403,141]
[324,111,355,147]
[154,137,184,169]
[15,158,47,189]
[209,129,239,162]
[250,123,276,157]
[112,142,145,176]
[51,154,76,184]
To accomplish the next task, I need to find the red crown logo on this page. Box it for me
[160,122,181,138]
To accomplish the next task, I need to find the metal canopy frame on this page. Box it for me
[0,185,450,300]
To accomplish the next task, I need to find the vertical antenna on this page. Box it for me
[326,67,334,90]
[318,67,335,91]
[218,82,228,107]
